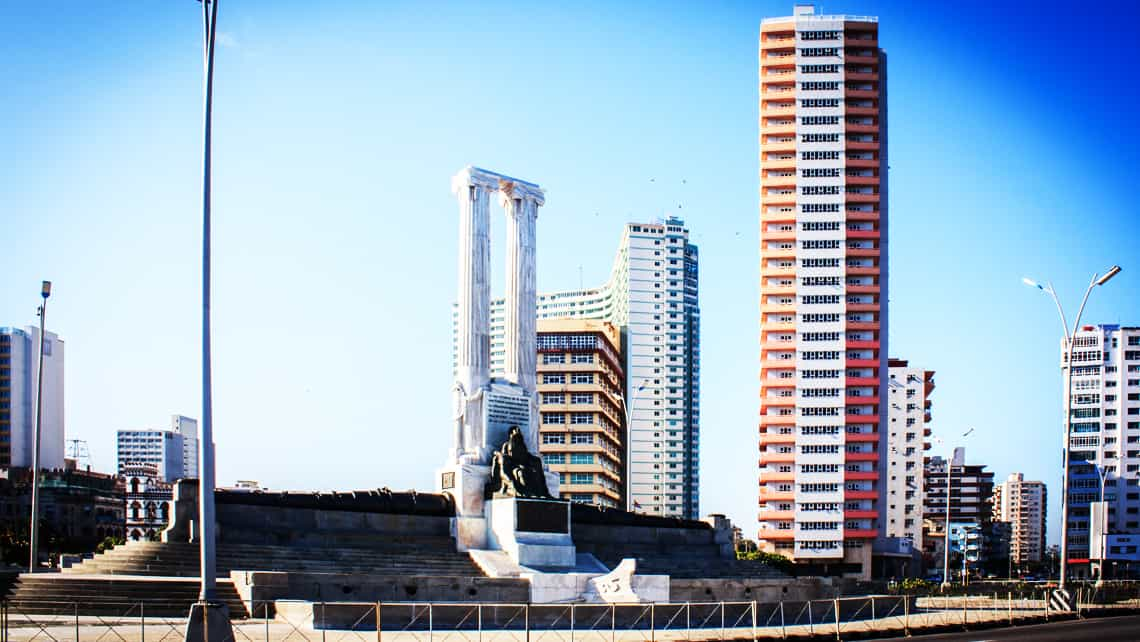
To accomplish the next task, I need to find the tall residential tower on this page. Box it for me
[478,218,700,519]
[757,4,887,577]
[0,326,65,470]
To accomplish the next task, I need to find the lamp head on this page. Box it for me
[1021,277,1044,290]
[41,281,51,299]
[1095,265,1122,286]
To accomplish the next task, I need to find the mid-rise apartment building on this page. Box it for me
[0,326,65,470]
[1061,324,1140,577]
[117,415,200,483]
[993,472,1046,565]
[757,4,887,577]
[477,218,700,519]
[923,449,995,572]
[536,319,625,508]
[885,360,934,547]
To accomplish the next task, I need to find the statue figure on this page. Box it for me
[488,426,553,499]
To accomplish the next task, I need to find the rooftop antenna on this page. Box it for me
[66,439,91,469]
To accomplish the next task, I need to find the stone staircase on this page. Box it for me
[5,575,246,617]
[61,537,482,577]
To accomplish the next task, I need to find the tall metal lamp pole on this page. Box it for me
[197,0,220,604]
[27,280,51,573]
[1023,265,1120,590]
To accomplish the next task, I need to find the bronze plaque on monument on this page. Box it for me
[515,499,569,533]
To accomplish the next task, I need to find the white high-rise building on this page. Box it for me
[117,415,199,483]
[0,326,65,470]
[993,473,1046,565]
[1061,324,1140,578]
[885,359,934,548]
[171,415,199,479]
[477,217,700,519]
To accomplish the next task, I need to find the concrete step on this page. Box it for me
[5,576,247,619]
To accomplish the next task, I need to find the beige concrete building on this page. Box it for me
[993,472,1046,565]
[536,319,625,508]
[886,360,934,547]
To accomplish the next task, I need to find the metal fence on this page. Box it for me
[3,586,1139,642]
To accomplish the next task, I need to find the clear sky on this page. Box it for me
[2,1,1138,542]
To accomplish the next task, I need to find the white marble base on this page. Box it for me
[437,462,491,551]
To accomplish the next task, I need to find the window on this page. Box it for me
[543,373,565,384]
[800,116,840,126]
[570,453,594,465]
[570,413,593,425]
[800,48,838,57]
[570,433,594,444]
[571,354,594,364]
[802,203,840,213]
[542,434,565,444]
[801,151,841,160]
[800,80,840,89]
[570,473,593,485]
[571,373,594,384]
[801,99,840,108]
[799,31,839,41]
[543,414,566,425]
[543,354,565,365]
[571,393,593,404]
[542,393,565,404]
[802,185,841,195]
[544,453,565,464]
[801,133,840,143]
[800,64,839,74]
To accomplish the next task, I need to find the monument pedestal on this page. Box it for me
[486,497,575,568]
[437,462,491,551]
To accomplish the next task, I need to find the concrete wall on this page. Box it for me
[669,578,830,603]
[232,570,529,608]
[216,502,453,547]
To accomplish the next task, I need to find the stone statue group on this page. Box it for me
[487,426,553,499]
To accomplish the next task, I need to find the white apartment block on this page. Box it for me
[0,326,65,470]
[885,359,933,548]
[1062,324,1140,577]
[473,217,701,519]
[993,472,1046,565]
[117,415,199,483]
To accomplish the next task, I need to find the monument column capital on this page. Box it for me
[498,181,546,210]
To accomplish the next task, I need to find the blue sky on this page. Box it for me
[2,1,1138,541]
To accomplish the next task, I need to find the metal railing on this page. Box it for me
[3,586,1139,641]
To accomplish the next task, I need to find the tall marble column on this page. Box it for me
[451,167,497,461]
[501,181,544,452]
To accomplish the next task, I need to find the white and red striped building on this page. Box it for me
[757,4,887,578]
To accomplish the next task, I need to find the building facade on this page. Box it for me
[992,472,1046,566]
[0,326,65,470]
[885,360,934,547]
[122,463,172,541]
[536,319,625,508]
[479,217,700,519]
[757,4,887,577]
[922,449,995,573]
[1060,324,1140,577]
[117,415,199,483]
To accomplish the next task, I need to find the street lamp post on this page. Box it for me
[1023,265,1121,591]
[617,379,648,512]
[1095,464,1109,587]
[27,280,51,573]
[197,0,220,605]
[936,428,973,591]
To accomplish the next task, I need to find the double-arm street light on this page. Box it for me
[617,378,649,512]
[27,281,51,573]
[1023,264,1121,590]
[935,427,973,591]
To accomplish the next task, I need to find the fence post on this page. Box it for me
[1043,590,1048,622]
[720,601,725,641]
[75,602,79,642]
[611,603,616,642]
[686,602,691,642]
[962,592,967,629]
[478,603,483,642]
[429,603,434,642]
[903,595,909,636]
[141,601,146,642]
[1007,591,1012,626]
[321,601,328,642]
[870,595,875,623]
[651,603,656,642]
[266,601,270,642]
[750,600,757,642]
[375,602,381,642]
[569,604,574,642]
[525,603,530,642]
[807,600,814,635]
[833,597,840,641]
[779,600,786,639]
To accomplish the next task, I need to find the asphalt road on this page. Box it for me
[864,614,1140,641]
